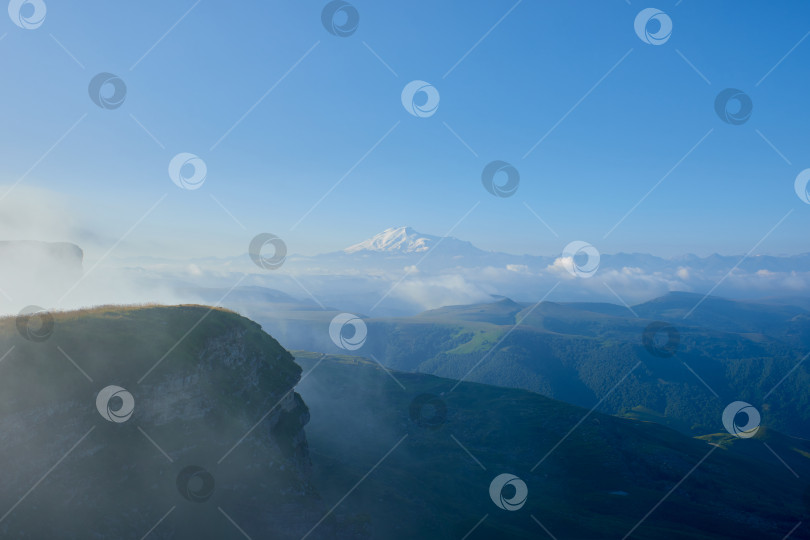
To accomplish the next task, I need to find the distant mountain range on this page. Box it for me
[327,226,810,270]
[176,226,810,314]
[312,226,810,277]
[40,227,780,319]
[7,228,810,317]
[101,225,810,272]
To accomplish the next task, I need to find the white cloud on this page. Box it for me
[506,264,530,274]
[390,274,492,311]
[547,256,576,278]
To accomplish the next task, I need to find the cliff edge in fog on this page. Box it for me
[0,305,360,539]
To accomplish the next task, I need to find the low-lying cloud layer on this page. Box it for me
[1,189,807,316]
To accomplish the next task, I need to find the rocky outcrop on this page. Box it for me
[0,305,358,539]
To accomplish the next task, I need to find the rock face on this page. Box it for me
[0,305,352,539]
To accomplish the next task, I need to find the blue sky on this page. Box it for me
[1,0,809,260]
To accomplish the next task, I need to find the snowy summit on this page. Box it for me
[344,227,438,254]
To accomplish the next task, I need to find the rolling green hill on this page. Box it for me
[239,292,810,439]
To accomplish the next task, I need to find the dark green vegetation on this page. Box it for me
[294,351,810,540]
[237,291,810,439]
[0,306,352,539]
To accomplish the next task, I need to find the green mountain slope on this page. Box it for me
[239,292,810,439]
[294,351,810,540]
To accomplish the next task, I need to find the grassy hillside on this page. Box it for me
[294,351,810,540]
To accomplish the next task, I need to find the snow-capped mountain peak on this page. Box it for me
[344,227,438,254]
